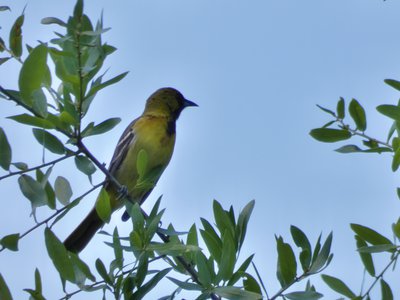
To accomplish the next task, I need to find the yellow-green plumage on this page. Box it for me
[64,87,197,253]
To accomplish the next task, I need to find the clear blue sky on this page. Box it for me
[1,0,400,299]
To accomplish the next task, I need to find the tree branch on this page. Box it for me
[0,151,78,181]
[0,182,103,252]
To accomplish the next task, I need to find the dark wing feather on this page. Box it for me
[104,117,138,189]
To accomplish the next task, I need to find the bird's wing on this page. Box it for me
[106,117,138,185]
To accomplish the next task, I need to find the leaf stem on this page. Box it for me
[361,251,399,298]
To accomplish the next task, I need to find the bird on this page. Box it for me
[63,87,197,253]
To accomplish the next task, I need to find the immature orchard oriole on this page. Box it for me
[64,87,197,252]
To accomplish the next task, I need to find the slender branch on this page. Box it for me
[269,273,309,300]
[0,151,78,181]
[361,251,399,298]
[76,140,122,190]
[0,182,103,253]
[338,119,392,149]
[58,255,166,300]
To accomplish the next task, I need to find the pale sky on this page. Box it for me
[1,0,400,299]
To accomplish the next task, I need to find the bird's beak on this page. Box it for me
[183,99,198,108]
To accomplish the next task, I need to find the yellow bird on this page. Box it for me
[64,87,197,252]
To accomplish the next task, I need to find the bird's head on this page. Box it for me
[144,87,197,120]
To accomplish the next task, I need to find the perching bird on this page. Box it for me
[64,87,197,252]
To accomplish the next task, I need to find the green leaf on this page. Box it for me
[290,225,312,271]
[168,277,202,291]
[12,162,28,171]
[316,104,335,117]
[73,0,83,20]
[136,252,149,287]
[95,258,112,285]
[355,235,375,276]
[357,244,397,253]
[213,286,262,300]
[187,224,198,247]
[392,218,400,239]
[0,233,20,251]
[18,175,48,208]
[131,268,171,299]
[349,99,367,131]
[74,155,96,176]
[32,89,48,118]
[44,228,75,282]
[86,72,129,98]
[19,44,51,104]
[69,252,95,284]
[200,218,222,263]
[309,232,333,273]
[377,104,400,123]
[392,147,400,172]
[213,200,235,239]
[41,17,67,27]
[243,273,262,294]
[32,129,65,154]
[54,176,73,205]
[321,274,356,298]
[34,268,42,294]
[385,79,400,91]
[0,57,11,65]
[284,291,323,300]
[0,273,13,300]
[112,227,123,270]
[148,242,199,256]
[309,128,351,143]
[24,268,46,299]
[335,145,362,153]
[381,278,393,300]
[9,14,24,57]
[96,188,111,223]
[196,251,213,287]
[236,200,255,251]
[82,117,121,137]
[217,230,236,282]
[276,236,297,288]
[228,254,255,286]
[0,127,12,170]
[336,97,345,119]
[350,224,393,248]
[8,114,55,129]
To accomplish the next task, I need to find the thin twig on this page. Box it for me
[0,151,78,181]
[0,182,103,253]
[361,251,399,298]
[338,119,393,149]
[269,273,308,300]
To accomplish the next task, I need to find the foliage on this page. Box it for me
[0,1,333,299]
[311,92,400,299]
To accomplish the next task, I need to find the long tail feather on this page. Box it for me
[63,207,104,253]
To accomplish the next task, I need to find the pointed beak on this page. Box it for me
[183,98,198,108]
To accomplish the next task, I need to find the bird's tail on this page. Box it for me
[63,207,104,253]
